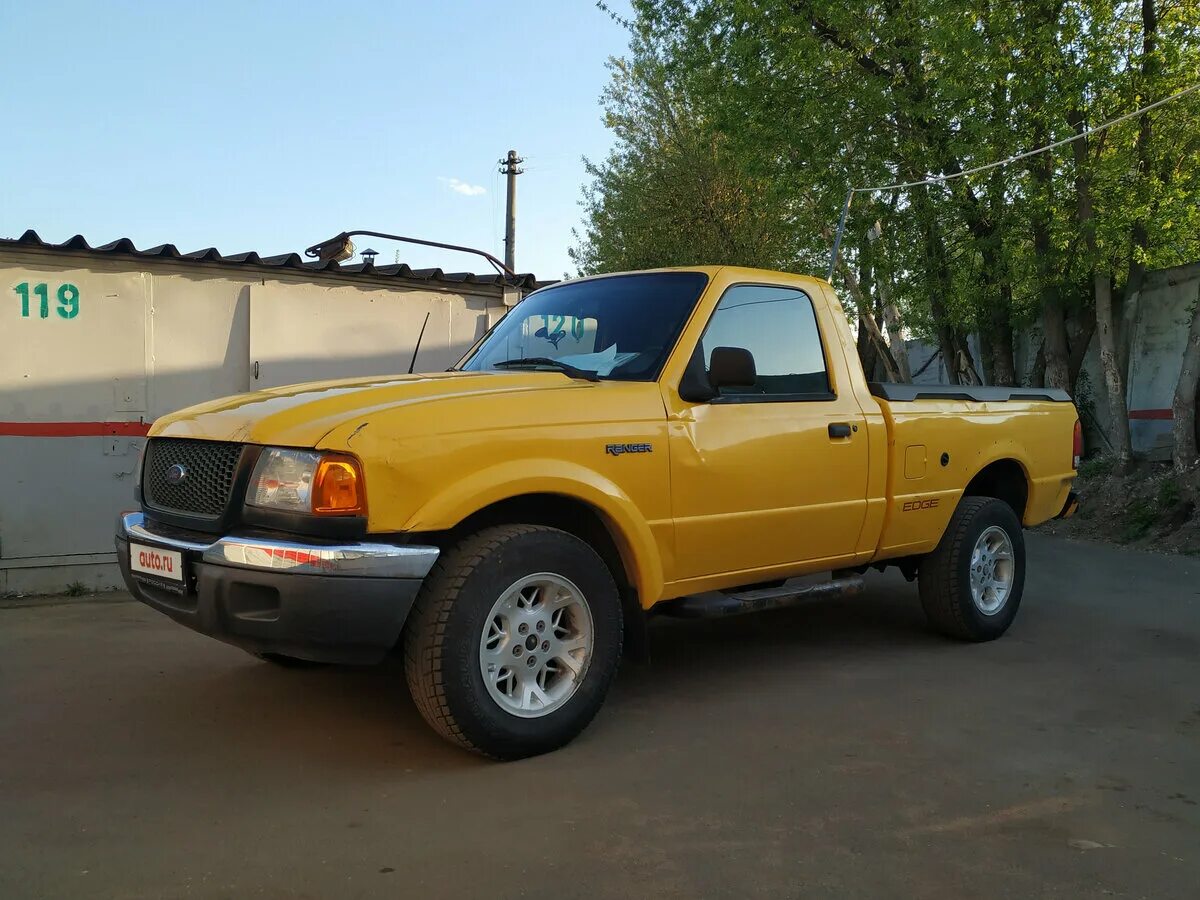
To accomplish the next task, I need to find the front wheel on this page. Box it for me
[403,525,623,760]
[918,496,1026,641]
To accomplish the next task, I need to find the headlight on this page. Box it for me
[247,448,365,516]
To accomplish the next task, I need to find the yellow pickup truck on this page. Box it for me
[116,266,1080,759]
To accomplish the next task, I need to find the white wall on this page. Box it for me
[1125,263,1200,458]
[899,261,1200,459]
[248,281,491,387]
[0,248,509,593]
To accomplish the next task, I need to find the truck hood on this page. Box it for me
[150,370,602,447]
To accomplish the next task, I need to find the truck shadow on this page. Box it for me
[622,576,940,693]
[109,649,486,773]
[114,574,945,771]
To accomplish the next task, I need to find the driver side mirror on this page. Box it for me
[708,346,757,390]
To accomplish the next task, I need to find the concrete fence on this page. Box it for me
[903,260,1200,458]
[1,239,524,593]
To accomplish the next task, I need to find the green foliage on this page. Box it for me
[577,0,1200,389]
[1157,477,1181,508]
[1119,499,1158,542]
[1079,455,1116,479]
[1115,477,1185,541]
[64,582,88,597]
[569,43,802,274]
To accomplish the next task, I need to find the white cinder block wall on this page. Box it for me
[900,260,1199,458]
[0,242,522,593]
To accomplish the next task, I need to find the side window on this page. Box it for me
[700,285,831,398]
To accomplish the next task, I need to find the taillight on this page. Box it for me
[1072,420,1083,470]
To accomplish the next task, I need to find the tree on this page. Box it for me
[580,0,1200,451]
[1175,291,1200,471]
[570,46,794,274]
[573,12,905,377]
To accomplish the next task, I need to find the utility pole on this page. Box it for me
[498,149,524,272]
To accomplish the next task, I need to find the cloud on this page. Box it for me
[439,177,486,197]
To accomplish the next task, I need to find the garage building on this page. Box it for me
[0,230,535,593]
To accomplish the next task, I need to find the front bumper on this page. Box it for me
[115,512,440,664]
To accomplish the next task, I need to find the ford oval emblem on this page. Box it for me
[165,463,189,485]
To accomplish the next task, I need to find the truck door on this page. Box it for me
[665,283,870,581]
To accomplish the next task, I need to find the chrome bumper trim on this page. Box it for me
[117,512,440,579]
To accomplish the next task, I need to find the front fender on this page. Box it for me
[402,458,666,604]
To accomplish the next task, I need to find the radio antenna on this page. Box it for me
[408,312,431,374]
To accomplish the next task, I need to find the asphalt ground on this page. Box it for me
[2,534,1198,899]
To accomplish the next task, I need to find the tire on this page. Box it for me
[254,652,328,668]
[403,524,623,760]
[918,496,1026,642]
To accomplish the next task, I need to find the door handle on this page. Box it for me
[828,423,852,439]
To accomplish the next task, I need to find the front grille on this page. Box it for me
[143,438,245,519]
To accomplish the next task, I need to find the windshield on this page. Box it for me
[458,271,709,381]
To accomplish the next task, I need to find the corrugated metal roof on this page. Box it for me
[0,229,538,290]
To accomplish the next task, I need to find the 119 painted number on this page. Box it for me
[14,282,80,319]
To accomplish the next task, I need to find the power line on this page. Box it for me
[856,81,1200,194]
[827,81,1200,280]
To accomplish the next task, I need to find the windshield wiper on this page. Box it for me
[492,358,600,382]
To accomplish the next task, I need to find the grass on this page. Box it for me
[1116,480,1188,542]
[1060,457,1197,552]
[1078,455,1115,480]
[1119,500,1158,543]
[64,581,89,597]
[1157,478,1181,508]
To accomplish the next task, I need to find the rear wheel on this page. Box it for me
[918,496,1025,641]
[404,524,623,760]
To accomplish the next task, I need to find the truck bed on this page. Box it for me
[868,383,1073,403]
[865,384,1078,562]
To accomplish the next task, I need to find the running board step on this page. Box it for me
[659,576,865,619]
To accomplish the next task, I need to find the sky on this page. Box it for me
[0,0,635,280]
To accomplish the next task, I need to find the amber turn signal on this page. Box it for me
[312,454,365,515]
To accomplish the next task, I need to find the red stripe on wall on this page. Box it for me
[1128,408,1173,420]
[0,421,150,437]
